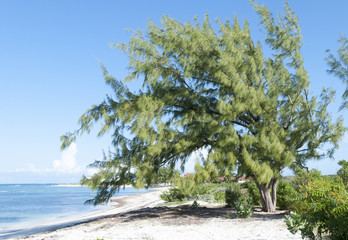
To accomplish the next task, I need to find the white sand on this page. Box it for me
[8,187,302,240]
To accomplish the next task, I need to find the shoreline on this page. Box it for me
[1,186,168,240]
[4,185,302,240]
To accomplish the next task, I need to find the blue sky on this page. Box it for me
[0,0,347,183]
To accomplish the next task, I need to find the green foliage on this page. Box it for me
[212,190,226,203]
[160,175,197,202]
[292,168,322,191]
[153,166,180,185]
[196,194,215,203]
[225,184,242,208]
[242,181,261,206]
[195,159,219,183]
[80,150,135,205]
[160,187,188,202]
[285,212,316,240]
[326,35,348,109]
[235,194,254,218]
[194,184,227,203]
[159,201,187,206]
[161,179,254,217]
[62,1,344,210]
[225,184,253,218]
[286,174,348,240]
[160,175,210,202]
[161,179,229,204]
[337,160,348,185]
[174,175,200,196]
[276,180,298,210]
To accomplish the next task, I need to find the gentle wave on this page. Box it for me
[0,184,148,232]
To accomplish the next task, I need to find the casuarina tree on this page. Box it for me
[326,35,348,109]
[61,1,344,211]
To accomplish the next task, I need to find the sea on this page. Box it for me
[0,184,148,237]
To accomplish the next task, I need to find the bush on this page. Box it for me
[160,175,212,202]
[286,175,348,240]
[160,187,188,202]
[277,180,298,210]
[242,181,261,206]
[194,184,210,196]
[213,190,225,203]
[173,175,197,196]
[160,179,252,209]
[337,160,348,185]
[285,212,316,239]
[196,193,215,202]
[235,194,254,218]
[292,169,322,190]
[225,184,254,218]
[225,184,242,208]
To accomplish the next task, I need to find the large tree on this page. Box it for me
[62,2,344,212]
[326,35,348,109]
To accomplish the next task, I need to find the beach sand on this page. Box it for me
[8,186,302,240]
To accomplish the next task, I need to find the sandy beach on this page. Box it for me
[6,186,302,240]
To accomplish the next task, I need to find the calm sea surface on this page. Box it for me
[0,184,148,230]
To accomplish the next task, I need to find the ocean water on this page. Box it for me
[0,184,148,230]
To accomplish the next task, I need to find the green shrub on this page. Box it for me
[242,181,261,206]
[235,194,254,218]
[160,175,199,202]
[193,184,210,196]
[337,159,348,185]
[161,180,252,207]
[285,212,316,239]
[235,193,254,218]
[292,168,322,190]
[225,184,254,218]
[160,175,214,202]
[277,180,298,210]
[286,175,348,240]
[196,193,215,202]
[213,190,225,203]
[160,187,188,202]
[225,184,242,208]
[173,175,197,196]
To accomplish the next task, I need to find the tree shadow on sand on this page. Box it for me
[106,204,288,226]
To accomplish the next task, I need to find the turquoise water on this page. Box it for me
[0,184,147,230]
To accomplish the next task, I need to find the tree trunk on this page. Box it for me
[255,178,278,212]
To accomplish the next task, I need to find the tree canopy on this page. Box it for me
[61,1,344,211]
[326,35,348,109]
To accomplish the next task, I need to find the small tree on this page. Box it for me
[337,160,348,185]
[195,158,219,183]
[154,166,180,185]
[62,1,344,211]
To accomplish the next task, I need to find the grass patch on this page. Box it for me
[158,201,187,206]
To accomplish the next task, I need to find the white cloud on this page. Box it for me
[183,147,209,173]
[53,142,82,173]
[86,167,99,176]
[5,143,94,176]
[0,143,104,183]
[15,163,40,173]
